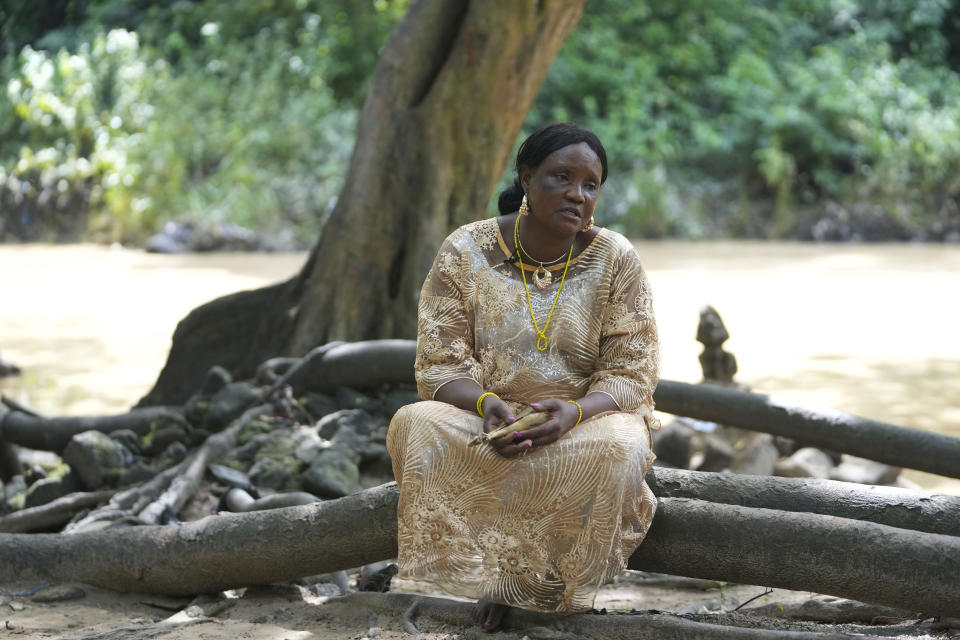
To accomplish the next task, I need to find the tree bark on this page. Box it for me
[648,467,960,537]
[2,484,959,617]
[140,0,587,406]
[0,489,114,533]
[653,380,960,479]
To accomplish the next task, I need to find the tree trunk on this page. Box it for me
[140,0,587,406]
[2,484,959,617]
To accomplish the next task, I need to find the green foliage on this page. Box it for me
[528,0,960,239]
[0,0,404,243]
[3,0,960,243]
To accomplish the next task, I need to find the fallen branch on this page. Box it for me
[1,484,958,617]
[0,406,189,453]
[648,467,960,536]
[0,488,115,533]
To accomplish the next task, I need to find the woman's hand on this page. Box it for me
[481,395,515,436]
[489,398,580,457]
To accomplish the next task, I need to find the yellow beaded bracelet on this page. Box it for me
[566,400,583,427]
[477,392,500,417]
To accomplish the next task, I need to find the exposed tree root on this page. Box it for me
[2,484,958,617]
[0,488,114,533]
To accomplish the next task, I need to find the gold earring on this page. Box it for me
[581,216,594,232]
[519,195,530,216]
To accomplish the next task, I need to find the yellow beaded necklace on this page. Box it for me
[513,213,574,351]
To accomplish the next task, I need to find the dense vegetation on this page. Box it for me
[2,0,959,244]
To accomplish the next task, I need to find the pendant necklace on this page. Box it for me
[515,219,573,289]
[514,213,574,351]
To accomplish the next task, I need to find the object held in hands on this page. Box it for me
[469,411,548,446]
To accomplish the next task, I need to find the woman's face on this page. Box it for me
[520,142,603,237]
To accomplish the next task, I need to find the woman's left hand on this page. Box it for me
[501,398,581,452]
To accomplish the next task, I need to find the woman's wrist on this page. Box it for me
[477,391,500,417]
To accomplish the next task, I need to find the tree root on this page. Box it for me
[0,488,115,533]
[2,484,958,617]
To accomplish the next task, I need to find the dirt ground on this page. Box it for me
[2,572,953,640]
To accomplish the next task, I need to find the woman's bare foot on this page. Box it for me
[472,600,510,632]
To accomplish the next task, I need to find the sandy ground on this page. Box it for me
[3,573,952,640]
[0,575,841,639]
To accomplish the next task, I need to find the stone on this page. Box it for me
[249,431,303,491]
[302,451,362,498]
[24,473,80,508]
[154,441,188,470]
[335,387,380,413]
[206,382,262,430]
[3,474,27,512]
[773,436,798,457]
[379,388,422,417]
[238,417,275,445]
[695,433,735,472]
[652,419,696,468]
[109,429,142,456]
[830,456,902,485]
[300,392,338,420]
[730,432,779,476]
[775,447,835,479]
[119,460,158,486]
[141,421,190,457]
[231,433,271,462]
[183,394,211,427]
[317,408,382,439]
[200,365,233,394]
[63,431,126,490]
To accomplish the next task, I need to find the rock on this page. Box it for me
[231,432,271,462]
[358,562,398,592]
[63,431,126,490]
[748,595,913,623]
[317,409,383,439]
[249,431,304,491]
[2,474,27,512]
[119,460,158,486]
[109,429,142,456]
[775,447,835,479]
[773,436,798,457]
[695,433,734,472]
[300,391,338,420]
[336,387,381,413]
[302,452,362,498]
[141,420,190,457]
[255,357,301,386]
[206,382,262,431]
[0,353,22,377]
[830,456,901,485]
[24,473,80,508]
[238,417,275,445]
[730,432,779,476]
[154,441,188,470]
[652,419,696,468]
[379,388,421,417]
[201,365,233,394]
[183,394,211,427]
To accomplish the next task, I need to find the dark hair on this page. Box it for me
[497,122,608,215]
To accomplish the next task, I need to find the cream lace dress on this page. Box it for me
[387,218,660,614]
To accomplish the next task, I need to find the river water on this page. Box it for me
[2,242,958,493]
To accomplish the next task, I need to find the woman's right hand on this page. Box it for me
[481,396,534,458]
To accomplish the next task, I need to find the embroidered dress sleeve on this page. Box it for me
[587,245,660,413]
[414,237,484,400]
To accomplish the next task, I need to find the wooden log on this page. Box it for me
[648,467,960,537]
[1,485,958,617]
[0,406,189,454]
[652,380,960,479]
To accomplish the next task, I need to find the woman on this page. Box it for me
[387,122,660,631]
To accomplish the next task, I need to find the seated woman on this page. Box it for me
[387,122,660,632]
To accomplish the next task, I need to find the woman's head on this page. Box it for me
[498,123,608,216]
